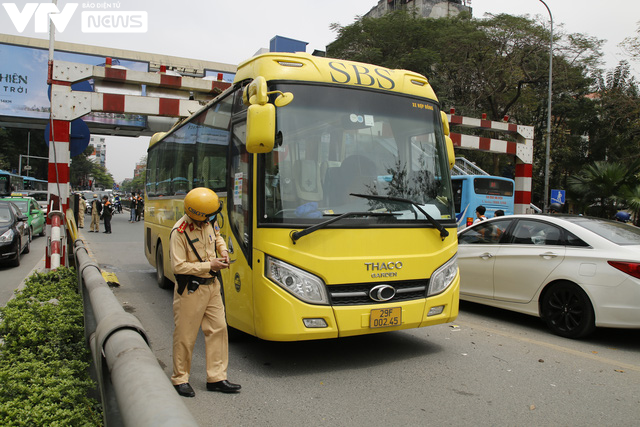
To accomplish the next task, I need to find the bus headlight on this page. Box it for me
[265,256,329,305]
[428,255,457,297]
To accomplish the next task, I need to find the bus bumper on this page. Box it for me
[253,276,459,341]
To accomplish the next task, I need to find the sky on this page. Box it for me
[1,0,639,182]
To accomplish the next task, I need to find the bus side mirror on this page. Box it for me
[243,76,293,154]
[246,103,276,153]
[445,136,455,170]
[441,111,455,170]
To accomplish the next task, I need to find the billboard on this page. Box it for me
[0,42,148,128]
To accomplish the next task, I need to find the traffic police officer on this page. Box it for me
[170,187,241,397]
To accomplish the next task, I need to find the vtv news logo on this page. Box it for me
[2,3,148,33]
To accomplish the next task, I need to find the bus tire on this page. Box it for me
[155,242,173,290]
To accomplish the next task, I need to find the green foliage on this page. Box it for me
[0,268,102,426]
[568,160,640,218]
[120,156,146,194]
[70,145,115,190]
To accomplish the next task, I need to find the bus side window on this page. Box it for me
[146,149,157,197]
[229,121,251,252]
[197,94,233,192]
[156,145,172,197]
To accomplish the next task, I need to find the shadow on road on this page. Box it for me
[230,329,443,378]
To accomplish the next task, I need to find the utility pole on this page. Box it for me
[539,0,553,213]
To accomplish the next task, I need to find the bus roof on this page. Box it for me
[234,52,439,101]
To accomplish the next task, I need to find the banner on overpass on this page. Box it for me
[0,42,148,128]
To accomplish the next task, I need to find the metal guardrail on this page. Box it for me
[73,239,198,426]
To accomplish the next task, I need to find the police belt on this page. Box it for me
[177,228,218,294]
[175,275,215,295]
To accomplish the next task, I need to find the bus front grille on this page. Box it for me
[328,280,428,306]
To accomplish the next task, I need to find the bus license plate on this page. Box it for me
[370,307,402,328]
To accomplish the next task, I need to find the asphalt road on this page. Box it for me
[0,232,47,306]
[16,212,640,426]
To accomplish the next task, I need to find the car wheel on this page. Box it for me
[541,282,595,339]
[29,226,33,242]
[23,232,30,254]
[39,225,46,237]
[155,242,173,290]
[11,239,21,267]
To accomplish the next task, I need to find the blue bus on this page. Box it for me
[452,175,515,228]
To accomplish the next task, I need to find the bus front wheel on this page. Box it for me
[155,242,173,290]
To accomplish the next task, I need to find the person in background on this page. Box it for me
[102,195,113,234]
[473,205,487,224]
[549,203,562,214]
[90,195,101,232]
[136,193,144,221]
[78,194,86,228]
[614,211,631,223]
[129,193,138,223]
[494,209,505,217]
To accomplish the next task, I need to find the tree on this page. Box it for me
[91,165,114,190]
[70,145,95,189]
[567,160,640,217]
[588,61,640,163]
[120,156,146,194]
[620,22,640,62]
[70,144,114,190]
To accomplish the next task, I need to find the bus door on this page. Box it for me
[220,119,256,336]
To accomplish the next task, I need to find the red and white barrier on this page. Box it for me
[447,111,534,215]
[47,210,65,269]
[45,57,230,270]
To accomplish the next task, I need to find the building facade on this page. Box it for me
[89,136,107,168]
[364,0,471,19]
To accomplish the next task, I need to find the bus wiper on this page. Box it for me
[350,193,450,240]
[290,211,396,244]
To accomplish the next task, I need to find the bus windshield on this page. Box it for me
[260,83,455,226]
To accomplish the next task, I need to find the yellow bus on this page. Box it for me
[145,52,459,341]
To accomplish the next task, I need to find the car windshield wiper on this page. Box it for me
[349,193,449,240]
[290,211,396,244]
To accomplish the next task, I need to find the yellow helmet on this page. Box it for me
[184,187,222,222]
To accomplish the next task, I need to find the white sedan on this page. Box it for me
[457,214,640,338]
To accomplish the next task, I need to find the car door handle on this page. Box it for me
[539,252,558,259]
[479,252,493,259]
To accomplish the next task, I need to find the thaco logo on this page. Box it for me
[2,2,148,33]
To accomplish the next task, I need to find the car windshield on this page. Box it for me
[11,200,28,213]
[564,217,640,245]
[260,83,455,226]
[0,206,11,223]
